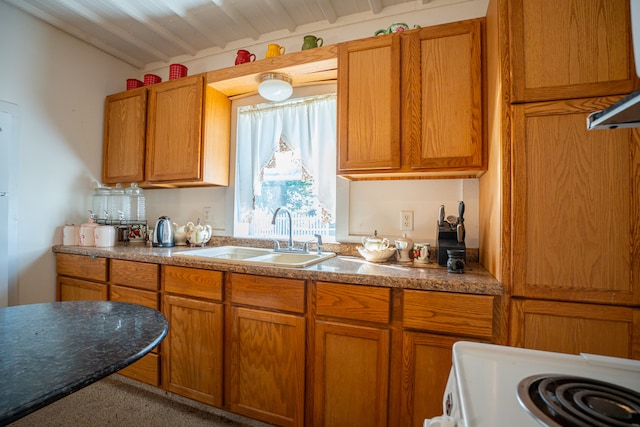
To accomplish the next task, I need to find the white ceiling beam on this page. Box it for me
[111,0,198,56]
[265,0,297,32]
[4,0,145,68]
[52,0,170,62]
[315,0,338,24]
[150,0,228,48]
[210,0,261,40]
[367,0,383,14]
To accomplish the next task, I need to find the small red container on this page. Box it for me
[143,74,162,86]
[169,64,188,80]
[126,79,143,90]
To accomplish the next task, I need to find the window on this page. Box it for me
[234,92,336,242]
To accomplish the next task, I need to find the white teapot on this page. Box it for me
[361,231,389,252]
[173,223,189,246]
[185,219,212,246]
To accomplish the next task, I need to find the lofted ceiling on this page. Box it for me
[2,0,463,68]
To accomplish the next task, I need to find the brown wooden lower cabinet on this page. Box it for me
[58,276,108,301]
[56,253,108,301]
[509,298,640,359]
[313,320,390,427]
[162,294,223,405]
[226,306,305,427]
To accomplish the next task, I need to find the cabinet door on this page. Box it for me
[509,0,636,102]
[337,34,401,172]
[313,320,389,427]
[58,277,107,301]
[163,294,223,406]
[511,99,640,305]
[146,75,204,182]
[226,306,305,427]
[102,87,147,184]
[509,299,640,359]
[400,333,465,426]
[402,18,485,171]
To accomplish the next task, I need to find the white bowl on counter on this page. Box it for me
[357,246,396,263]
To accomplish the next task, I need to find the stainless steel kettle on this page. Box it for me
[152,216,175,247]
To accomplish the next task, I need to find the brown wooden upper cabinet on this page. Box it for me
[337,18,486,179]
[103,87,147,184]
[103,74,231,188]
[508,0,637,103]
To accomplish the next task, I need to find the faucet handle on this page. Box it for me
[314,234,323,255]
[272,239,281,251]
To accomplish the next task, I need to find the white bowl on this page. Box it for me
[357,246,396,262]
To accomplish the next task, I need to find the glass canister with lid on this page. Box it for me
[92,184,110,221]
[108,183,130,222]
[126,183,146,222]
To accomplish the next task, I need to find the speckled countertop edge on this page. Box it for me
[52,239,502,296]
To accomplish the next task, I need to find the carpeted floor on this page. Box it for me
[9,375,272,427]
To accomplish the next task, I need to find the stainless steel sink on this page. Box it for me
[173,246,336,268]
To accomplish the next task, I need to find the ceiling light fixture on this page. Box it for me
[258,73,293,102]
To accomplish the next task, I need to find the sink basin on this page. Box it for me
[173,246,336,268]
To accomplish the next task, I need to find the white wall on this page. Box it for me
[0,2,138,304]
[0,0,487,305]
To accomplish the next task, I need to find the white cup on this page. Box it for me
[62,225,80,246]
[79,224,97,247]
[423,415,455,427]
[413,243,431,264]
[94,226,116,247]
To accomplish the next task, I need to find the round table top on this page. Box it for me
[0,300,168,426]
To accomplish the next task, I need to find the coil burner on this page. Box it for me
[517,374,640,426]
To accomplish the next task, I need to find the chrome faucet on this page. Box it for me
[271,207,299,252]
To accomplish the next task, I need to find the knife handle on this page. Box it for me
[458,201,465,223]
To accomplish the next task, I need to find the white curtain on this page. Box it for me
[235,94,336,221]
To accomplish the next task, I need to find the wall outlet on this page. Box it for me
[202,206,213,223]
[401,210,414,231]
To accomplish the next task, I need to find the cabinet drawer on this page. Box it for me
[118,353,160,386]
[403,290,495,340]
[58,277,108,301]
[111,259,159,291]
[56,253,107,282]
[162,265,223,301]
[110,284,159,310]
[316,281,390,324]
[229,273,305,314]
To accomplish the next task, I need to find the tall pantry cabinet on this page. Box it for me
[481,0,640,359]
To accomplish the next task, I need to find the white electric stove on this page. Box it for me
[427,341,640,427]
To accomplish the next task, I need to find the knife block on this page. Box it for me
[436,225,466,266]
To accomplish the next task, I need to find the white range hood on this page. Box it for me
[587,0,640,130]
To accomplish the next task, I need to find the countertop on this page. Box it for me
[52,242,502,296]
[0,301,168,426]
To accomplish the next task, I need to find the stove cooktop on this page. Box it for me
[517,374,640,427]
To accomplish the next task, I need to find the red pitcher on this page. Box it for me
[235,49,256,65]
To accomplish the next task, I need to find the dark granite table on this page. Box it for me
[0,301,168,426]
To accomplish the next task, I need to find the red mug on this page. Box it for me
[235,49,256,65]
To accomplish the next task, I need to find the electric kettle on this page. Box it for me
[152,216,175,247]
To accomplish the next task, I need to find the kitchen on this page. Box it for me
[1,0,640,426]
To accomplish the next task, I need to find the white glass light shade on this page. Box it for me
[258,73,293,101]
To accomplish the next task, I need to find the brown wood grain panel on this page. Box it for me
[146,75,204,182]
[57,277,108,301]
[229,273,305,314]
[162,294,223,406]
[313,321,389,427]
[227,306,305,426]
[337,34,401,172]
[315,281,390,323]
[403,290,495,339]
[162,265,223,301]
[119,353,160,386]
[509,299,637,358]
[511,99,638,305]
[110,259,159,291]
[110,284,159,310]
[509,0,635,102]
[102,88,147,184]
[56,253,107,282]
